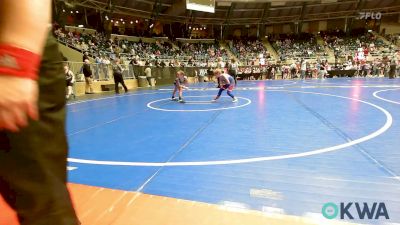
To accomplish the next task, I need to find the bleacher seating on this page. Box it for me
[55,26,399,86]
[228,39,271,65]
[270,33,326,62]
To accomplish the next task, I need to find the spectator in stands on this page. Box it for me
[81,42,89,52]
[102,56,110,80]
[187,57,194,66]
[160,60,166,67]
[112,58,128,93]
[271,33,325,62]
[216,57,224,69]
[130,56,140,66]
[83,59,94,94]
[94,55,102,80]
[230,39,269,65]
[83,51,89,62]
[173,59,181,67]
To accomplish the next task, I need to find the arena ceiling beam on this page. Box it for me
[69,0,153,18]
[347,0,365,32]
[268,5,302,10]
[306,0,358,7]
[156,9,398,25]
[150,0,163,19]
[224,3,235,25]
[130,0,171,7]
[163,0,186,16]
[187,10,195,36]
[61,0,400,25]
[298,2,307,33]
[120,0,129,10]
[219,8,263,12]
[260,2,271,24]
[221,3,235,39]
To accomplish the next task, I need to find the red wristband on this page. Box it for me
[0,44,41,80]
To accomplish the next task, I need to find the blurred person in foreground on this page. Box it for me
[0,1,79,224]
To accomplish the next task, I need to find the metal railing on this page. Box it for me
[64,61,278,84]
[56,36,230,66]
[65,62,135,81]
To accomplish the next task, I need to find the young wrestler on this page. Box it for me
[64,64,75,99]
[172,70,188,103]
[212,69,238,102]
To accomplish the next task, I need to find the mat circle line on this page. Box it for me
[147,96,252,112]
[68,90,393,167]
[373,88,400,105]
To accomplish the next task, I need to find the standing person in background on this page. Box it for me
[112,58,128,94]
[227,58,238,85]
[65,64,75,99]
[397,59,400,78]
[144,61,152,87]
[300,59,307,79]
[83,59,94,94]
[271,65,276,80]
[282,64,289,79]
[290,62,297,79]
[0,0,80,224]
[389,58,397,79]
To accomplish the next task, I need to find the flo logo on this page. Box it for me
[322,202,389,220]
[358,12,382,20]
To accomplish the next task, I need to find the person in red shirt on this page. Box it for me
[364,47,369,57]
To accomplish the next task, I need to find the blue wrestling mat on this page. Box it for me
[66,78,400,224]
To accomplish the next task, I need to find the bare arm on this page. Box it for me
[0,0,51,132]
[0,0,51,54]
